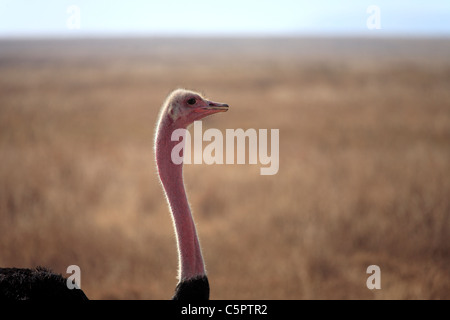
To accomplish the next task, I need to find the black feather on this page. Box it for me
[0,267,88,301]
[172,275,209,300]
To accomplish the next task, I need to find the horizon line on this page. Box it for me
[1,31,450,41]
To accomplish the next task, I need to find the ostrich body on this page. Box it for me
[0,267,88,300]
[0,89,228,300]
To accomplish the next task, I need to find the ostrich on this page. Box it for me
[0,89,228,300]
[155,89,229,299]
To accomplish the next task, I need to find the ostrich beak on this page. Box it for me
[194,100,229,117]
[204,100,229,112]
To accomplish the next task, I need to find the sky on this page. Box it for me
[0,0,449,37]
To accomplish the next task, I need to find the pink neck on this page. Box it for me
[155,115,206,281]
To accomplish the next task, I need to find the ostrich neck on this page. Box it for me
[155,116,206,281]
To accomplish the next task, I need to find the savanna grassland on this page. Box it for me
[0,37,449,299]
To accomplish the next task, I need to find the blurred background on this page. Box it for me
[0,0,449,299]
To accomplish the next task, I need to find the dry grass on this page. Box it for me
[0,37,449,299]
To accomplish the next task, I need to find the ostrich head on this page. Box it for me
[161,89,229,128]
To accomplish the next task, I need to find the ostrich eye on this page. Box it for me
[187,98,196,105]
